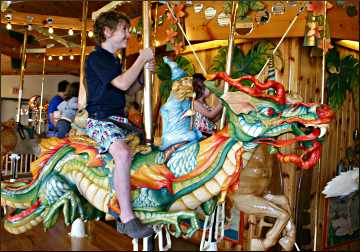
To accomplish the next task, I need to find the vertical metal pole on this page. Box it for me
[16,29,28,124]
[219,1,238,129]
[78,0,88,110]
[38,55,46,134]
[314,2,327,251]
[142,1,153,145]
[9,153,20,182]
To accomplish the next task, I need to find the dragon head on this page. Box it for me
[207,72,335,170]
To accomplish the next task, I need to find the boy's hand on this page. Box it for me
[139,48,154,62]
[145,59,155,72]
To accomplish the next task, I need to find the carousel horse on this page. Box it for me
[0,73,334,251]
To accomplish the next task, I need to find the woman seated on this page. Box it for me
[55,82,80,138]
[192,73,223,137]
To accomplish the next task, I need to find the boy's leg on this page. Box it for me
[108,139,154,238]
[108,140,134,222]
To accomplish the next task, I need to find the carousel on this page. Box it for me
[1,1,359,251]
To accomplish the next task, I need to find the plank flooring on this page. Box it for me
[0,217,199,251]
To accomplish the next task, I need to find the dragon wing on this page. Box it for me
[322,167,359,198]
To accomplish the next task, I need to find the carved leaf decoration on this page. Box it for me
[326,47,359,110]
[210,40,284,91]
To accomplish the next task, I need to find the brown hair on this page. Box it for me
[94,11,130,44]
[64,82,80,101]
[192,73,206,99]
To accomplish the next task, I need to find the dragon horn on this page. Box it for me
[206,72,286,105]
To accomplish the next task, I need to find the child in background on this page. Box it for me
[192,73,223,137]
[56,82,80,138]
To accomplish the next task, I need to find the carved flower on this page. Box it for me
[174,41,184,55]
[165,28,178,43]
[307,1,333,16]
[317,38,334,53]
[307,22,323,38]
[173,3,186,18]
[166,11,177,24]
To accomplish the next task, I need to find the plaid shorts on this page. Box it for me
[86,116,129,153]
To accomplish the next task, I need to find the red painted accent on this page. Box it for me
[267,108,275,116]
[255,128,321,148]
[7,200,41,222]
[208,72,286,105]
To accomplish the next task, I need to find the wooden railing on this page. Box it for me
[1,153,37,179]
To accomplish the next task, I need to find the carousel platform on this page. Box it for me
[0,216,198,251]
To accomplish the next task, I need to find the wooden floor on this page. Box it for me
[0,218,199,251]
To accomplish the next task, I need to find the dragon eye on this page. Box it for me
[259,107,277,117]
[267,108,276,116]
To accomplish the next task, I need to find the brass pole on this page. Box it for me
[219,1,238,129]
[78,0,88,110]
[143,0,153,145]
[16,29,28,124]
[38,55,46,134]
[314,1,327,251]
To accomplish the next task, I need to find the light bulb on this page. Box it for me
[88,30,93,38]
[48,56,53,61]
[6,22,12,30]
[59,56,63,60]
[68,28,73,36]
[48,26,54,34]
[70,55,74,60]
[27,24,32,31]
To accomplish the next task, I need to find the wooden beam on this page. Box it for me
[335,40,359,51]
[179,38,249,55]
[32,25,80,48]
[91,1,131,20]
[46,46,94,56]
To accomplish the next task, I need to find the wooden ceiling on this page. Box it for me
[0,1,143,75]
[1,1,358,76]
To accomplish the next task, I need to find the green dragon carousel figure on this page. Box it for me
[1,60,334,250]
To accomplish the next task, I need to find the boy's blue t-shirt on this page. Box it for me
[48,95,63,130]
[86,45,125,119]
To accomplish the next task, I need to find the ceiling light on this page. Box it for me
[59,56,63,60]
[27,16,34,31]
[68,28,74,36]
[48,56,53,61]
[48,26,54,34]
[70,55,74,60]
[6,22,12,30]
[88,30,93,38]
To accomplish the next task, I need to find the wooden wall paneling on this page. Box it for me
[280,38,298,214]
[312,46,359,250]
